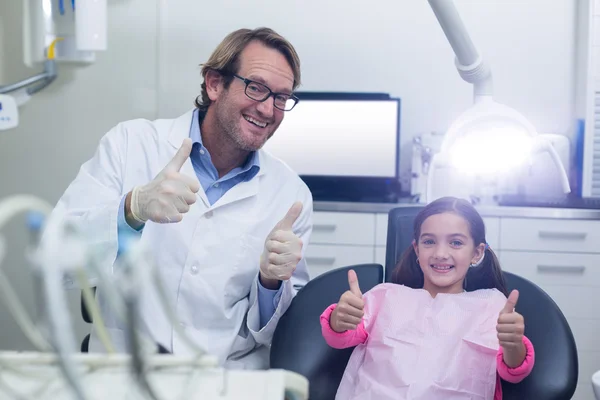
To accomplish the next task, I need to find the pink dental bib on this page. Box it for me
[336,284,507,400]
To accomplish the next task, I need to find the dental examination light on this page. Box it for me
[425,0,571,204]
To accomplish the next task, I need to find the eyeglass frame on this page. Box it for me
[230,73,299,111]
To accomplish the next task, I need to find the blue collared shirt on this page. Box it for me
[117,109,282,329]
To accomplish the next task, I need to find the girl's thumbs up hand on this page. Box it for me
[330,270,365,333]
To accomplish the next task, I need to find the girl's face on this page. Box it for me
[414,212,485,297]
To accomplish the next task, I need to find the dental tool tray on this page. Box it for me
[498,194,600,209]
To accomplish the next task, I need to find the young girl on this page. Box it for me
[320,197,535,400]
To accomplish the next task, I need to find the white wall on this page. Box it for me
[158,0,578,183]
[0,0,579,350]
[0,0,159,350]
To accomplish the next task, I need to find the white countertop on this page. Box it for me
[313,201,600,220]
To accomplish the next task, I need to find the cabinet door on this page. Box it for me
[312,212,376,246]
[305,244,374,278]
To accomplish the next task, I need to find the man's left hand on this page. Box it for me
[259,202,304,288]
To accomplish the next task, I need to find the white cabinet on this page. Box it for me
[311,207,600,399]
[308,212,377,277]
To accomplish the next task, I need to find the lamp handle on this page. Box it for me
[532,138,571,194]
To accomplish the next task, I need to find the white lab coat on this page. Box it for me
[47,109,313,369]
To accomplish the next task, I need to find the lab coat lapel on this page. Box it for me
[212,151,267,210]
[166,109,210,208]
[213,175,260,209]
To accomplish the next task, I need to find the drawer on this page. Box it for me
[305,244,374,278]
[500,251,600,287]
[500,218,600,253]
[375,213,388,246]
[312,212,376,245]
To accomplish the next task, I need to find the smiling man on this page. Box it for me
[46,27,313,369]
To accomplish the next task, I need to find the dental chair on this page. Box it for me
[270,263,384,400]
[271,207,578,400]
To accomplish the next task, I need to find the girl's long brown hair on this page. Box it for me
[390,197,508,296]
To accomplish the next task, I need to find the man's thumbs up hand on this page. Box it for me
[259,202,304,287]
[128,138,200,225]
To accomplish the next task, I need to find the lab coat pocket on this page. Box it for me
[223,234,263,308]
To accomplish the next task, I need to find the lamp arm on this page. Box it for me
[427,0,493,102]
[531,138,571,194]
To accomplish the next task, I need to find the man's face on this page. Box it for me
[209,41,295,151]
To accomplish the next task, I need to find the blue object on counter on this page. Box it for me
[574,118,585,197]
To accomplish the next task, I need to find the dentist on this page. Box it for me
[46,27,312,369]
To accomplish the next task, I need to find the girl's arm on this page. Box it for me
[320,303,369,349]
[497,335,535,383]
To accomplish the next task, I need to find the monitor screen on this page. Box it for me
[263,96,400,178]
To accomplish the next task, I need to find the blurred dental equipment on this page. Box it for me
[0,194,309,399]
[0,38,60,131]
[424,0,571,205]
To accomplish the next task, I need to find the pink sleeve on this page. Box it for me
[496,335,535,383]
[320,303,369,349]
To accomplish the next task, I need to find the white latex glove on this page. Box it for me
[130,138,201,224]
[259,202,304,281]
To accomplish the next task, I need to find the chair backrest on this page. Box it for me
[500,272,578,399]
[270,263,384,400]
[384,206,579,399]
[384,206,423,282]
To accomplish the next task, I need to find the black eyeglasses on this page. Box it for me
[232,74,299,111]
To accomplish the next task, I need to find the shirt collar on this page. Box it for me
[190,108,260,174]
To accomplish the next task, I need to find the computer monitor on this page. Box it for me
[263,92,402,203]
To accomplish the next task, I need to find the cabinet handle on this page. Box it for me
[313,224,337,232]
[537,231,587,240]
[537,265,586,274]
[307,257,336,265]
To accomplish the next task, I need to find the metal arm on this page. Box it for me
[428,0,493,102]
[0,38,61,98]
[0,59,57,96]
